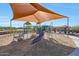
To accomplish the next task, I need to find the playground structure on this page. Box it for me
[0,3,78,56]
[1,3,79,46]
[0,3,72,45]
[9,3,70,43]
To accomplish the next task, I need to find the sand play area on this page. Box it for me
[0,33,76,56]
[0,34,13,47]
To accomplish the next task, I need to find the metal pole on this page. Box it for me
[24,22,28,39]
[51,22,53,37]
[49,22,53,38]
[10,20,12,34]
[67,17,69,35]
[52,22,53,33]
[67,17,69,28]
[23,23,25,39]
[10,20,14,41]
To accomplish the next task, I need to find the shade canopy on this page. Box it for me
[10,3,67,23]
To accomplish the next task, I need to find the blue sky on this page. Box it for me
[0,3,79,27]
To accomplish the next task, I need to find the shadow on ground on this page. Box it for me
[0,38,76,56]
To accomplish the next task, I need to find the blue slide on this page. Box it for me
[31,31,44,44]
[31,28,45,44]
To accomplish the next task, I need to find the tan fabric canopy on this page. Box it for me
[10,3,66,23]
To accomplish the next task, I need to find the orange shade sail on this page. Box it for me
[10,3,67,23]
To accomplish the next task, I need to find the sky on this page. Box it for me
[0,3,79,27]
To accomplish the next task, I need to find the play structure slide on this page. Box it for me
[31,31,44,44]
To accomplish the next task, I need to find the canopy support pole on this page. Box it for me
[10,20,15,41]
[23,23,25,39]
[67,17,70,35]
[10,20,12,34]
[50,22,53,37]
[23,22,28,39]
[52,22,54,33]
[10,20,16,41]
